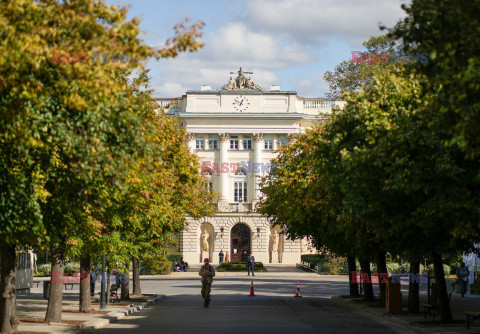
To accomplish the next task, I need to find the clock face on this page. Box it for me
[232,95,250,112]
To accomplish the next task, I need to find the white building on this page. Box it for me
[163,68,344,265]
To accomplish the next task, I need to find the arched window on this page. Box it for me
[235,168,247,176]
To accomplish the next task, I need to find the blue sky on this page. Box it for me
[106,0,408,97]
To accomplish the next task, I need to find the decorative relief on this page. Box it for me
[220,67,262,91]
[253,133,264,142]
[186,133,195,141]
[218,133,230,142]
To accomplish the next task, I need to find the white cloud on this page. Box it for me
[149,22,311,97]
[243,0,409,46]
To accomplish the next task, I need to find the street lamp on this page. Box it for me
[100,254,106,309]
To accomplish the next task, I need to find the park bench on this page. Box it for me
[422,291,452,320]
[296,262,316,273]
[465,311,480,329]
[63,272,81,290]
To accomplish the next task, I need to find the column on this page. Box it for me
[253,133,263,200]
[186,133,195,152]
[218,133,230,203]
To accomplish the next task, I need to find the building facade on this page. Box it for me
[164,68,344,265]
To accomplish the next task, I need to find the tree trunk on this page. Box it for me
[106,272,111,306]
[432,251,453,323]
[120,271,129,300]
[79,253,90,313]
[375,249,387,305]
[408,260,420,314]
[132,258,141,296]
[359,257,375,301]
[347,255,359,297]
[45,245,64,323]
[0,244,19,333]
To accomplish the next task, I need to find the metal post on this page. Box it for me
[100,254,106,309]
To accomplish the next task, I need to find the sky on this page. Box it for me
[105,0,409,98]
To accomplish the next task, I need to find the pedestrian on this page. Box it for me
[457,261,470,300]
[219,250,224,264]
[199,258,215,308]
[90,264,98,296]
[247,252,255,276]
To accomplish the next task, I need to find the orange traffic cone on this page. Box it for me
[294,281,302,298]
[249,281,255,296]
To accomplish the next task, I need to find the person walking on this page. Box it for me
[247,252,255,276]
[90,264,98,296]
[199,258,215,308]
[219,250,224,264]
[457,261,470,300]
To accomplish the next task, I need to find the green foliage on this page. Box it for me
[470,280,480,295]
[217,262,267,272]
[391,0,480,158]
[64,262,80,275]
[37,264,51,276]
[301,254,326,264]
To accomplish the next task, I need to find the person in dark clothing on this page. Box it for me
[247,252,255,276]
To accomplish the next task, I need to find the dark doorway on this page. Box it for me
[230,224,250,262]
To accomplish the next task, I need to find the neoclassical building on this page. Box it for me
[162,68,344,264]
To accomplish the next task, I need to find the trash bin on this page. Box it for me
[43,281,50,299]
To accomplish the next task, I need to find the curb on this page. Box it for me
[71,294,165,333]
[331,296,426,334]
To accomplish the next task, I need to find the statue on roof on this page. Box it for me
[220,67,262,91]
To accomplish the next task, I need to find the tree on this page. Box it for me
[391,0,480,158]
[0,0,204,328]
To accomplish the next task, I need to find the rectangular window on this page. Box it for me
[234,181,247,202]
[195,135,204,150]
[208,135,218,150]
[230,136,239,150]
[243,135,252,150]
[264,135,273,150]
[204,181,213,192]
[277,135,287,147]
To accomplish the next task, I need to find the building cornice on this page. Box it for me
[172,112,312,119]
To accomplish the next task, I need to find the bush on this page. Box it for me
[217,262,267,272]
[37,263,51,276]
[301,254,326,264]
[64,262,80,274]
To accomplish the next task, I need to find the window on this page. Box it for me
[277,135,287,148]
[243,135,252,150]
[230,135,239,150]
[204,181,213,192]
[195,135,204,150]
[208,135,218,150]
[235,168,247,176]
[234,181,247,202]
[264,135,273,150]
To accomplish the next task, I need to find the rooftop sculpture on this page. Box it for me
[220,67,262,91]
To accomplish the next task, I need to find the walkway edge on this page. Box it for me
[71,295,165,333]
[331,296,426,334]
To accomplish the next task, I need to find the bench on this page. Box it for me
[422,291,452,320]
[63,273,81,290]
[466,312,480,329]
[296,262,316,273]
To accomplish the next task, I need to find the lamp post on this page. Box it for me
[100,254,106,309]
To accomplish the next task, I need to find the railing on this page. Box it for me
[156,98,180,109]
[300,98,337,109]
[214,202,253,212]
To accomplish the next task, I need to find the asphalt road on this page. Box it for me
[95,274,401,334]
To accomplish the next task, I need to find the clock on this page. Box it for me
[232,95,250,112]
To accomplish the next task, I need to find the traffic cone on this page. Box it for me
[249,281,255,296]
[294,281,302,298]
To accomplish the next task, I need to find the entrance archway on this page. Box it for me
[230,224,250,262]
